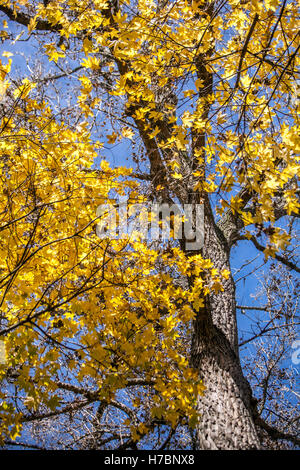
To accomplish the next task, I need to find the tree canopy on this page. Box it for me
[0,0,299,449]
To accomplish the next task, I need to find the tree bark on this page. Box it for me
[189,196,261,449]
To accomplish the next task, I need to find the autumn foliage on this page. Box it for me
[0,0,299,449]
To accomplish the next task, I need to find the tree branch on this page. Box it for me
[246,235,300,274]
[233,14,259,91]
[21,399,93,423]
[0,5,62,32]
[255,416,300,447]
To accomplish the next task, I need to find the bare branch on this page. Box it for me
[255,416,300,447]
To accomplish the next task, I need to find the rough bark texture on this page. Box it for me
[189,197,260,449]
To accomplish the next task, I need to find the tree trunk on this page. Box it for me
[190,197,260,449]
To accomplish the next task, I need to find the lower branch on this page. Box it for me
[255,416,300,447]
[247,235,300,274]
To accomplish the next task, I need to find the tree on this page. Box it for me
[0,0,299,450]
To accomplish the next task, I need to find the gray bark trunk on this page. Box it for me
[189,197,260,449]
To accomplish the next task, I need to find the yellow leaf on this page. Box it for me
[107,132,118,144]
[122,127,134,139]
